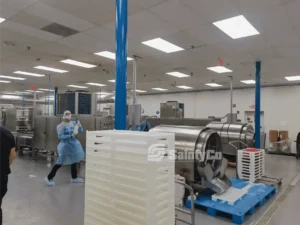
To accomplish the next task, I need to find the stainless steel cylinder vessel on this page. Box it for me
[206,122,255,156]
[150,125,223,184]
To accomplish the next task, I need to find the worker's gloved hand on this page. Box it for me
[72,129,79,137]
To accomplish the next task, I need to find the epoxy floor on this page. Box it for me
[2,154,300,225]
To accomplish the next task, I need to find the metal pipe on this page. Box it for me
[54,87,58,116]
[229,76,233,122]
[255,61,261,148]
[33,90,36,128]
[115,0,128,130]
[132,58,137,127]
[48,75,51,116]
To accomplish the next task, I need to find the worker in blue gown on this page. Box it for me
[44,110,85,186]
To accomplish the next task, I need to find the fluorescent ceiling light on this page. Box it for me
[207,66,232,73]
[241,80,256,84]
[0,18,5,24]
[60,59,97,68]
[14,71,45,77]
[1,95,21,100]
[25,90,44,93]
[96,92,111,95]
[34,66,68,73]
[152,88,168,91]
[177,85,193,89]
[206,83,223,87]
[142,38,184,53]
[285,76,300,81]
[86,82,107,87]
[0,80,11,83]
[132,90,147,93]
[67,85,88,89]
[166,72,190,78]
[0,75,26,80]
[38,88,55,92]
[213,15,259,39]
[95,51,133,61]
[108,79,129,84]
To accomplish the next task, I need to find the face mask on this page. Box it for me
[65,115,71,120]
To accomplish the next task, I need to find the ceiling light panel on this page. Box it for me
[38,89,55,92]
[86,82,107,87]
[26,90,44,93]
[14,71,45,77]
[34,66,69,73]
[142,38,184,53]
[0,80,11,83]
[207,66,232,73]
[285,76,300,81]
[205,83,223,87]
[241,80,256,84]
[133,90,147,93]
[60,59,97,68]
[108,79,129,84]
[152,88,168,91]
[0,18,5,24]
[177,85,193,89]
[67,85,88,89]
[95,51,133,61]
[1,95,21,100]
[166,72,190,78]
[0,75,26,80]
[213,15,260,39]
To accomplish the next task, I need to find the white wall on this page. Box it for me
[138,86,300,153]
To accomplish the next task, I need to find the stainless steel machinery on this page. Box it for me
[150,125,231,194]
[146,117,221,128]
[206,122,255,156]
[160,101,184,118]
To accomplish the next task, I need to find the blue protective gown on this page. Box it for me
[56,121,85,165]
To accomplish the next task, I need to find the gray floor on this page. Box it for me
[2,154,300,225]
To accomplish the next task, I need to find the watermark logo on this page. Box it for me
[147,144,222,162]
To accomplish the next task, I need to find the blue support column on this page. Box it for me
[115,0,128,130]
[255,61,261,148]
[54,87,58,116]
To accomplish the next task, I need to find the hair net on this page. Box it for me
[63,110,71,119]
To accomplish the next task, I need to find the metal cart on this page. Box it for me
[16,133,35,157]
[175,181,195,225]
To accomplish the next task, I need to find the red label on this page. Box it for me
[250,104,255,109]
[31,86,36,91]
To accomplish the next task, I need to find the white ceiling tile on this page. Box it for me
[0,0,40,10]
[162,31,204,50]
[128,0,171,9]
[186,24,230,45]
[250,47,283,61]
[149,0,208,30]
[10,12,51,29]
[0,3,19,19]
[262,27,300,47]
[41,0,115,26]
[284,0,300,27]
[25,2,96,31]
[182,0,240,22]
[244,5,291,35]
[0,27,49,47]
[129,11,176,32]
[276,43,300,57]
[1,21,61,42]
[84,26,115,45]
[57,33,113,53]
[228,0,281,13]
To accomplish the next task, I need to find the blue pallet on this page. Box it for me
[186,179,276,224]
